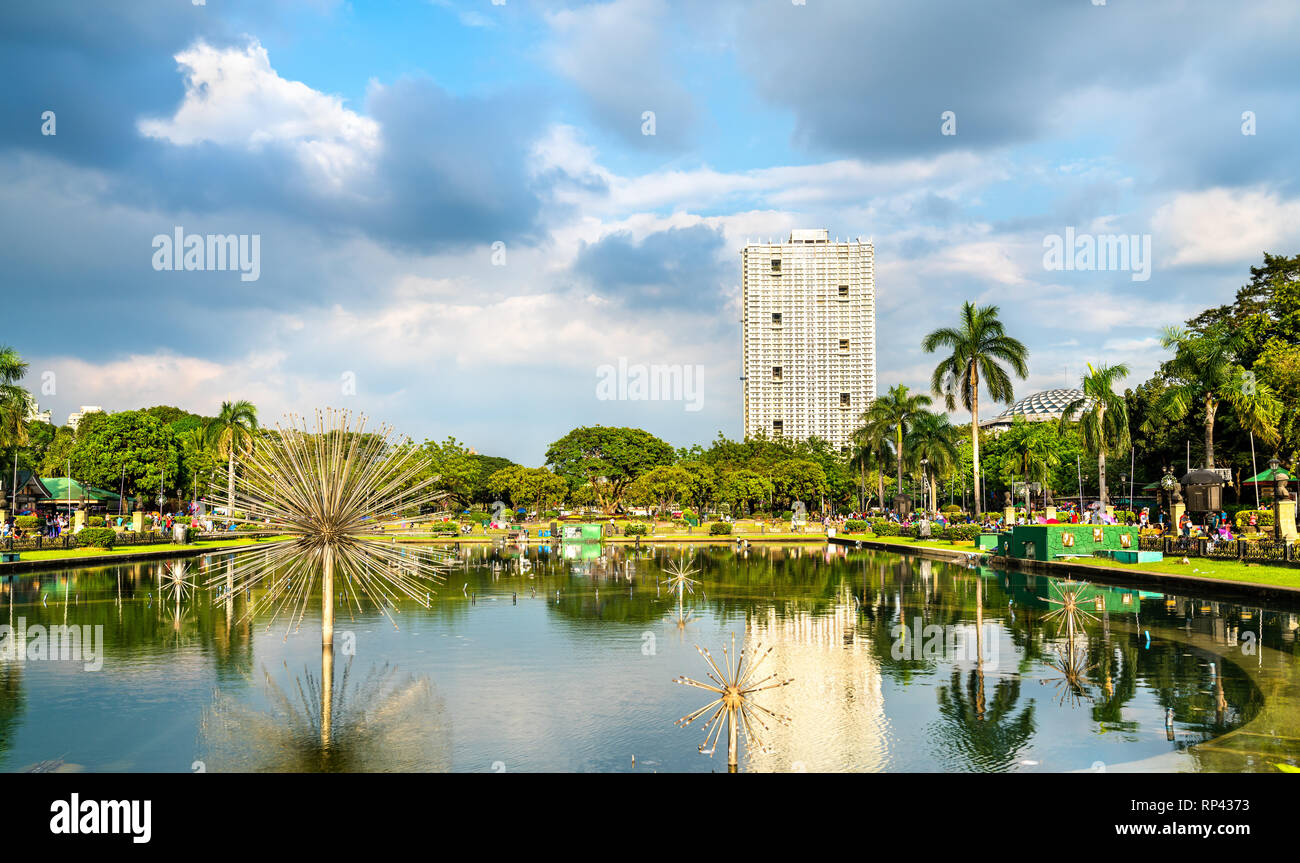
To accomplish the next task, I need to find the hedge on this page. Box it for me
[76,527,117,549]
[623,523,648,536]
[870,519,901,536]
[942,523,982,543]
[14,515,44,530]
[1235,510,1275,531]
[708,522,732,536]
[88,516,105,527]
[844,519,868,534]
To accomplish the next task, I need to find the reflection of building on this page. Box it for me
[979,389,1087,433]
[67,405,103,429]
[742,229,876,452]
[743,588,888,771]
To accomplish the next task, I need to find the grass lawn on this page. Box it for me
[8,535,285,563]
[1065,554,1300,590]
[838,532,977,553]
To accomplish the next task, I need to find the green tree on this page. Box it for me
[770,458,828,508]
[1059,363,1131,507]
[626,465,693,517]
[922,302,1030,513]
[857,384,932,510]
[544,426,674,514]
[202,400,259,516]
[906,411,959,513]
[419,436,481,509]
[0,345,30,456]
[69,411,183,503]
[717,469,774,516]
[1146,325,1245,469]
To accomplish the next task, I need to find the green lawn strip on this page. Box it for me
[1064,554,1300,590]
[837,532,977,552]
[11,536,286,562]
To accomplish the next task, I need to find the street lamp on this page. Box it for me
[920,458,929,514]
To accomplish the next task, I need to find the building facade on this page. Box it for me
[741,229,876,451]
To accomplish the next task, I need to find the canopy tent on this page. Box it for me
[39,477,123,510]
[1240,467,1294,487]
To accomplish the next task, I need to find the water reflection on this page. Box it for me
[0,543,1296,771]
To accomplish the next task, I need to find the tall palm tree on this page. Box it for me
[1059,363,1130,507]
[906,411,959,513]
[1145,325,1244,469]
[203,400,259,518]
[0,346,31,453]
[857,384,931,512]
[922,302,1030,515]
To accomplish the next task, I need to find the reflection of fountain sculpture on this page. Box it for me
[199,659,449,771]
[1041,581,1099,707]
[674,632,792,771]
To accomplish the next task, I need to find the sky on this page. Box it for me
[3,0,1299,465]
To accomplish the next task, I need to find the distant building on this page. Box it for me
[741,229,877,451]
[24,400,51,424]
[67,405,104,430]
[979,389,1088,433]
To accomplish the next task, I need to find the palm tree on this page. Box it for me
[857,384,931,512]
[849,423,893,510]
[203,400,259,518]
[1059,363,1130,507]
[922,302,1030,515]
[906,411,959,514]
[1145,325,1244,469]
[0,345,31,453]
[1227,368,1282,508]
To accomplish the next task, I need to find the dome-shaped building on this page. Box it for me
[979,388,1090,432]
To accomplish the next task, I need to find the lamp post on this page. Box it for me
[920,458,929,514]
[1269,457,1282,542]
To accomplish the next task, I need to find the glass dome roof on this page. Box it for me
[982,388,1088,426]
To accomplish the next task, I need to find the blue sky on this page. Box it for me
[3,0,1299,464]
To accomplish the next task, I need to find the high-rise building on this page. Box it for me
[741,229,876,451]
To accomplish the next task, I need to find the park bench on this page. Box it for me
[0,552,20,563]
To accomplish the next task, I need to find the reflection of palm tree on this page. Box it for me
[199,657,449,772]
[933,669,1036,771]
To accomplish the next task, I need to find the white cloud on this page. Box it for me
[138,39,380,189]
[1152,187,1300,267]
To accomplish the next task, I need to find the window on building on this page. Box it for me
[838,285,849,298]
[772,420,783,434]
[772,366,783,381]
[839,339,850,352]
[771,312,782,325]
[770,259,781,272]
[840,393,851,407]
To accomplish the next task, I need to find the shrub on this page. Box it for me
[941,505,963,516]
[709,522,732,536]
[780,510,793,520]
[943,523,982,543]
[88,516,105,527]
[76,528,117,549]
[427,522,459,535]
[14,515,44,531]
[1235,510,1275,531]
[844,519,868,534]
[623,523,648,536]
[871,519,900,537]
[543,510,560,519]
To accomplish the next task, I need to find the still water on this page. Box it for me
[0,542,1297,772]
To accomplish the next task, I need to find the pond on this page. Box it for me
[0,542,1297,772]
